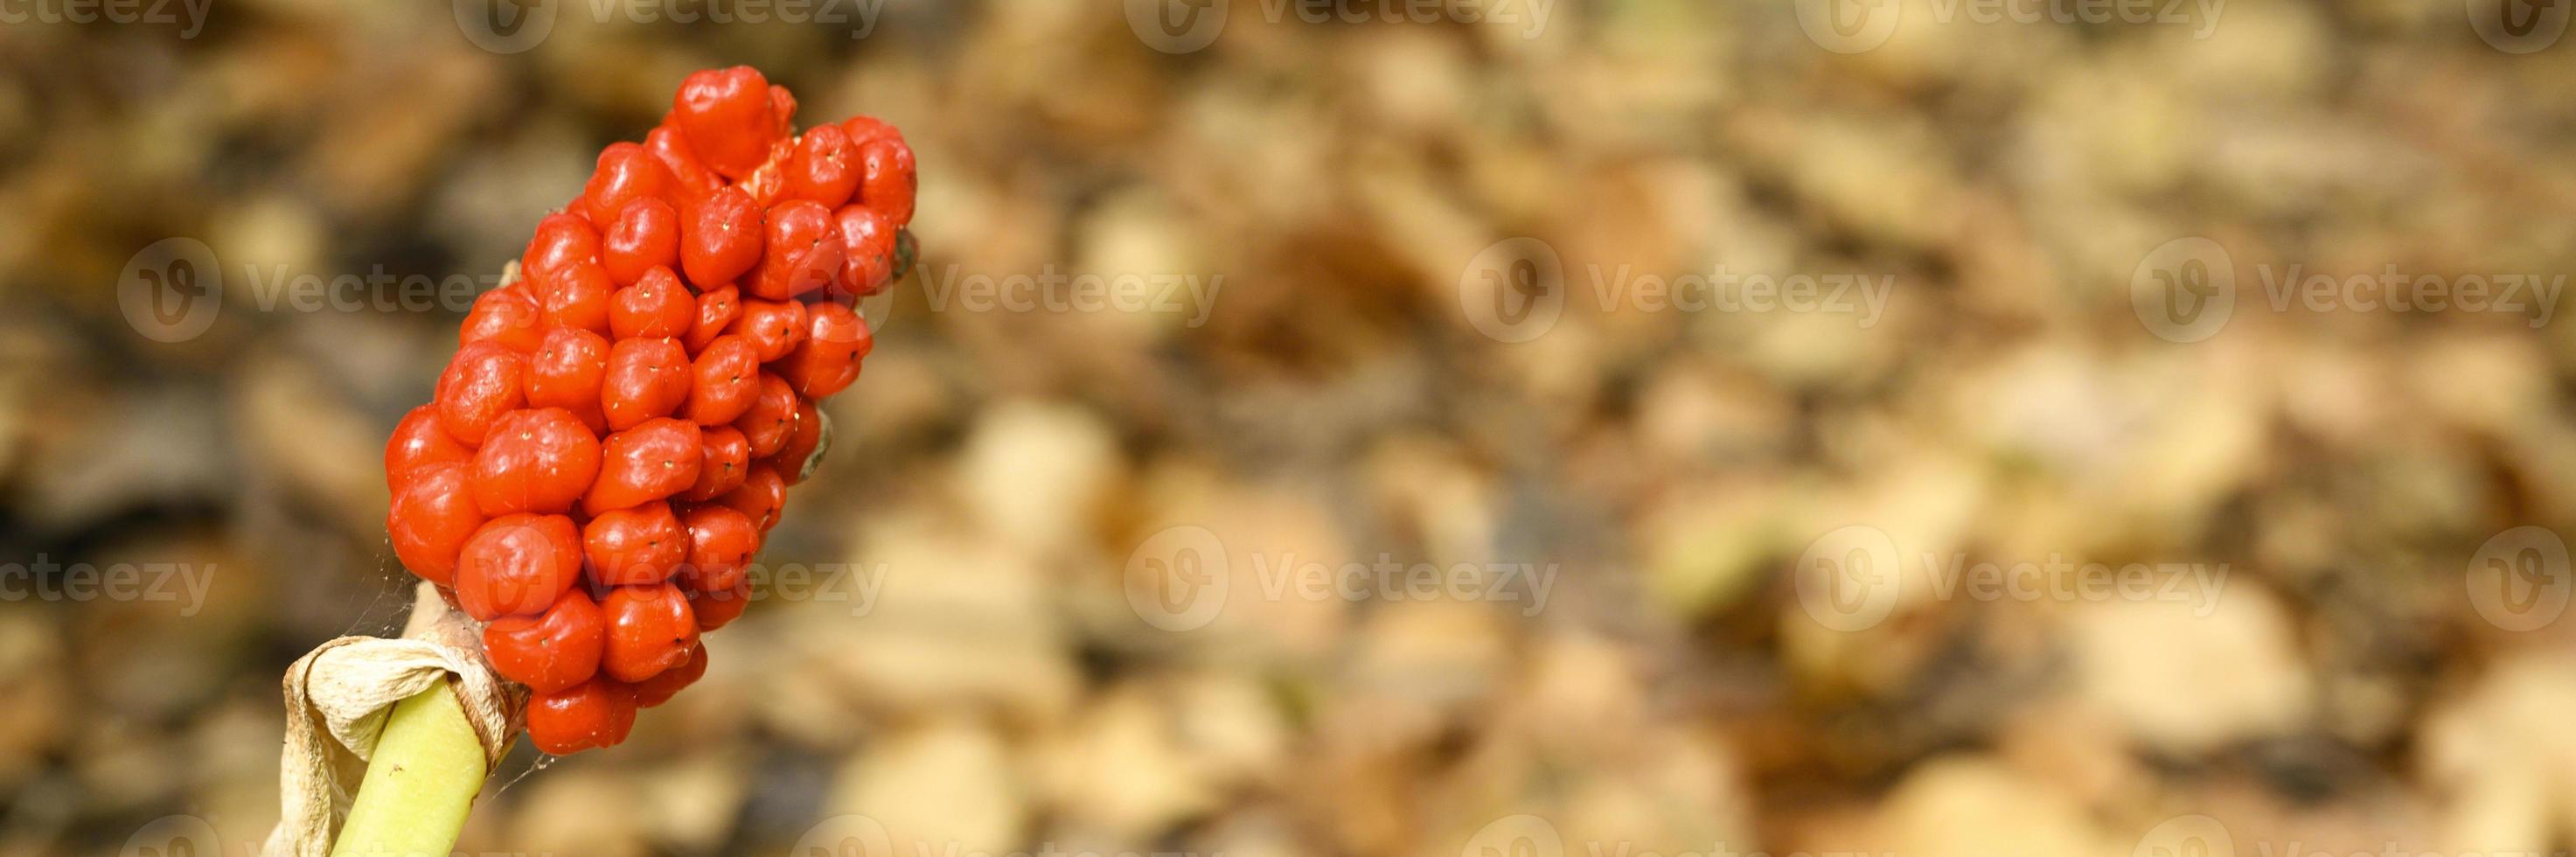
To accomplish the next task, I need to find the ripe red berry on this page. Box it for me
[586,417,704,515]
[435,342,527,445]
[524,327,611,432]
[855,136,916,226]
[684,283,743,354]
[470,408,602,517]
[731,299,806,362]
[460,282,547,353]
[601,337,693,431]
[388,463,485,588]
[632,643,707,707]
[454,513,583,621]
[719,464,786,533]
[733,373,800,458]
[609,267,695,341]
[601,582,700,682]
[684,335,761,425]
[746,200,844,302]
[584,501,687,586]
[386,405,472,493]
[682,427,751,502]
[532,260,615,335]
[581,143,676,226]
[681,186,765,290]
[522,213,602,279]
[689,580,752,631]
[786,123,861,208]
[831,205,897,301]
[677,503,759,595]
[526,678,637,755]
[483,589,604,693]
[775,302,872,400]
[602,198,682,288]
[671,66,780,180]
[767,398,826,486]
[643,125,720,205]
[839,115,902,149]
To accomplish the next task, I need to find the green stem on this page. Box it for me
[329,682,494,857]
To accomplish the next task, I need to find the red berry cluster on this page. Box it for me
[380,67,913,756]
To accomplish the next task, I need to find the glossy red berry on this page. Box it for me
[460,282,547,353]
[601,582,700,682]
[581,143,676,226]
[602,198,682,288]
[767,398,826,486]
[586,417,704,515]
[733,373,800,458]
[855,136,916,226]
[584,501,687,586]
[684,283,742,354]
[682,427,751,502]
[632,643,707,707]
[601,337,693,431]
[386,405,472,493]
[786,123,861,208]
[671,66,780,180]
[435,342,527,446]
[609,267,695,341]
[746,200,843,302]
[532,260,615,335]
[685,335,761,425]
[522,213,602,280]
[454,513,583,621]
[681,186,764,290]
[677,504,759,596]
[775,302,872,400]
[388,463,484,588]
[643,125,720,205]
[524,327,611,433]
[483,589,604,693]
[526,678,637,755]
[719,464,786,533]
[731,299,806,362]
[470,408,602,516]
[831,205,897,301]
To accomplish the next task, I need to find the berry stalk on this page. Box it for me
[327,683,490,857]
